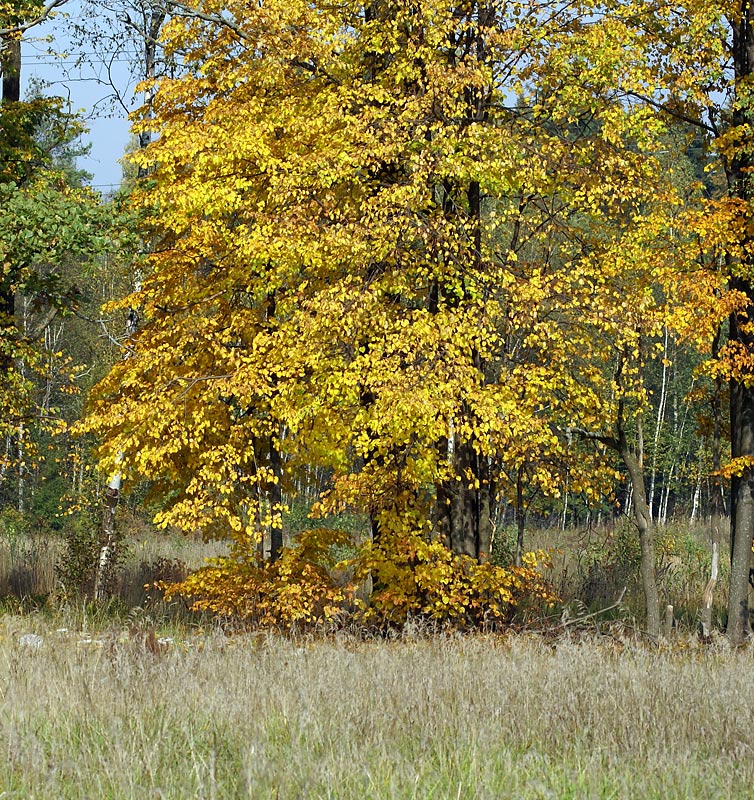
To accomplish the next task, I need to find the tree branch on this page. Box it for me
[623,90,717,136]
[563,426,620,452]
[0,0,69,36]
[163,0,248,41]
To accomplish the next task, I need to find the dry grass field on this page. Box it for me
[0,514,741,798]
[0,619,752,799]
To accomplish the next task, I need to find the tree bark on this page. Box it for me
[269,432,283,563]
[514,466,525,567]
[1,35,20,103]
[435,435,492,562]
[0,35,19,371]
[92,10,167,596]
[94,473,120,600]
[621,444,661,638]
[648,328,669,521]
[724,0,754,643]
[133,7,166,172]
[728,365,754,640]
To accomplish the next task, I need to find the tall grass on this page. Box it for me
[0,520,225,607]
[0,625,752,798]
[521,517,728,630]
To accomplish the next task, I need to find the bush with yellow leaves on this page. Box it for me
[354,531,558,629]
[160,527,352,629]
[159,527,558,632]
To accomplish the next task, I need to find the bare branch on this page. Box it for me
[25,305,59,342]
[162,0,248,41]
[563,426,620,452]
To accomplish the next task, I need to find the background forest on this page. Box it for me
[2,0,754,640]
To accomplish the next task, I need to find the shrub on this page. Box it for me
[160,527,558,632]
[354,531,558,629]
[159,527,352,629]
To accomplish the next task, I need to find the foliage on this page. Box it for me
[55,508,106,595]
[0,175,131,514]
[68,0,751,636]
[579,522,644,607]
[284,500,369,540]
[575,518,721,621]
[490,525,519,567]
[160,526,557,631]
[0,505,32,543]
[355,532,558,629]
[160,527,352,629]
[81,0,730,556]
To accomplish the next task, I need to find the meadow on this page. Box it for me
[0,514,743,799]
[0,620,753,799]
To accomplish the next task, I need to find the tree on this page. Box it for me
[560,0,754,641]
[82,0,730,631]
[1,0,132,530]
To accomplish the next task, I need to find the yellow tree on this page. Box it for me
[82,0,730,632]
[556,0,754,641]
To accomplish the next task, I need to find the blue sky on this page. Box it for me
[22,1,136,191]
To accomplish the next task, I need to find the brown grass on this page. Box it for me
[0,623,752,798]
[0,527,226,607]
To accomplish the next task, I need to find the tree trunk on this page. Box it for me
[724,1,754,643]
[478,452,492,562]
[660,464,672,525]
[648,328,669,521]
[269,432,283,562]
[728,369,754,641]
[16,420,23,514]
[0,35,19,372]
[134,7,166,174]
[436,435,491,562]
[514,466,525,567]
[91,9,168,598]
[94,473,120,600]
[1,35,20,103]
[620,444,661,638]
[431,177,492,563]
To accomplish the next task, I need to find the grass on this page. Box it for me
[0,620,752,798]
[0,512,745,798]
[0,523,226,609]
[520,517,728,630]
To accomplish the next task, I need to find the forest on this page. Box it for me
[2,0,754,643]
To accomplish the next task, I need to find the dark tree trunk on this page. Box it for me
[269,432,283,562]
[728,356,754,640]
[436,436,492,562]
[596,354,661,638]
[1,36,20,103]
[514,467,525,567]
[702,326,725,638]
[434,173,493,563]
[725,2,754,643]
[133,8,165,176]
[0,35,20,370]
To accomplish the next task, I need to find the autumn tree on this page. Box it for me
[1,0,131,526]
[559,0,754,641]
[82,0,731,631]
